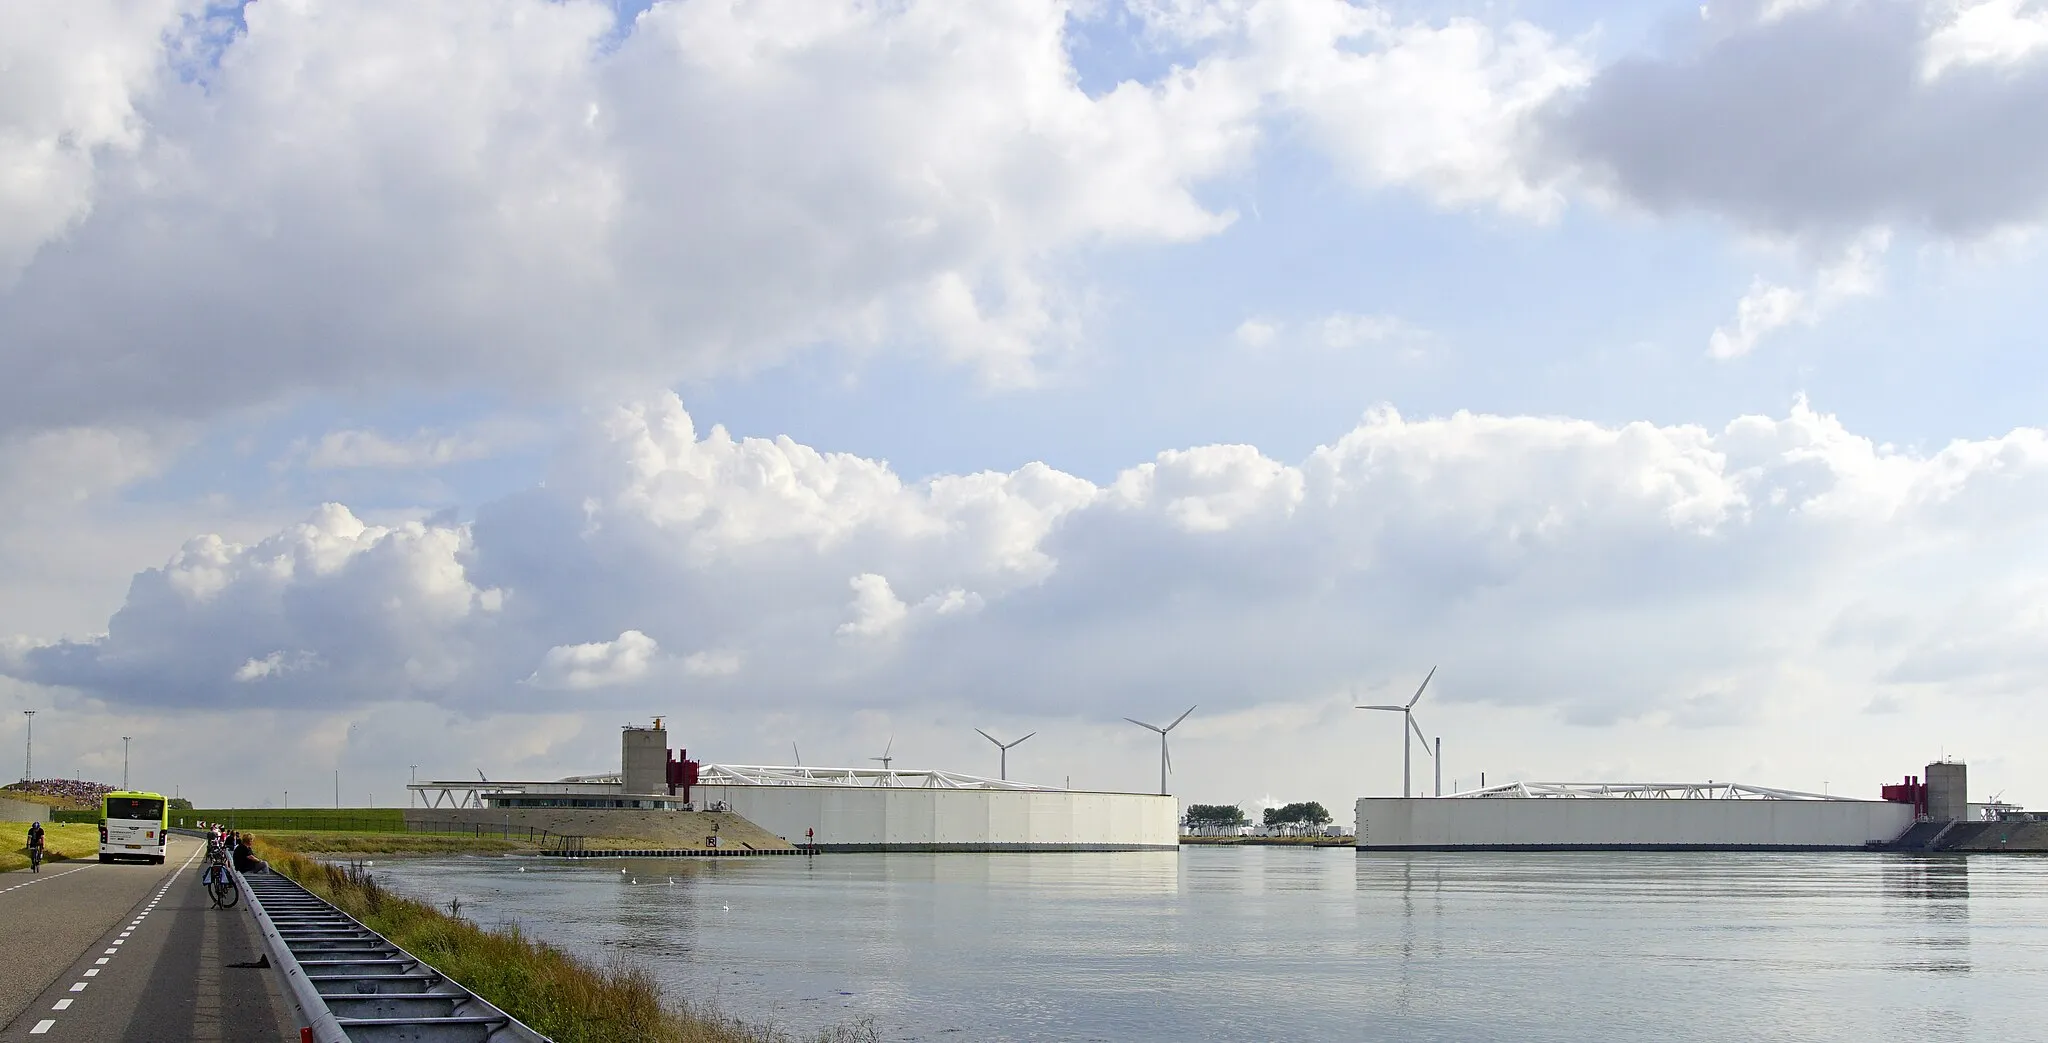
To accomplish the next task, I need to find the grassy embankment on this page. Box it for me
[255,838,874,1043]
[176,808,410,832]
[1,822,101,873]
[253,830,530,855]
[181,808,564,850]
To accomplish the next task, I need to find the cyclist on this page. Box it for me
[25,820,45,873]
[202,846,237,908]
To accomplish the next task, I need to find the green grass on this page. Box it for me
[258,840,876,1043]
[0,822,101,873]
[253,830,531,855]
[177,808,409,832]
[0,790,76,809]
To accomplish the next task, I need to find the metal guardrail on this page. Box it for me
[236,863,552,1042]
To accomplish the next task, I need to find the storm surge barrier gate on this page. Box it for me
[236,864,551,1043]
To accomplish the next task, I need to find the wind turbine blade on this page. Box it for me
[1009,732,1036,749]
[1409,715,1432,752]
[1164,740,1173,774]
[1408,665,1437,709]
[792,743,802,767]
[1167,704,1197,731]
[1358,705,1405,711]
[884,736,894,758]
[1125,717,1165,733]
[976,728,999,746]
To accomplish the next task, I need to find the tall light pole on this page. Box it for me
[21,710,32,782]
[122,736,131,789]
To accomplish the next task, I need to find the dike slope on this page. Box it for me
[403,808,794,851]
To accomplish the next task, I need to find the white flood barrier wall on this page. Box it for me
[695,783,1179,851]
[1355,795,1916,850]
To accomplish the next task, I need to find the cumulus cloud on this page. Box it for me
[838,574,910,639]
[1141,0,1591,218]
[16,392,2048,730]
[1707,229,1889,359]
[0,0,1267,432]
[1548,0,2048,240]
[526,630,660,691]
[0,0,1618,435]
[0,0,182,280]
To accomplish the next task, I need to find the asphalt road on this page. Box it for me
[0,836,298,1041]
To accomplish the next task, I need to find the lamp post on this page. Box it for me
[21,710,32,782]
[122,736,131,789]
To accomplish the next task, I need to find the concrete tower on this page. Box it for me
[622,719,669,796]
[1925,760,1967,822]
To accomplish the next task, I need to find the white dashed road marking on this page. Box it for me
[28,843,202,1037]
[0,863,100,896]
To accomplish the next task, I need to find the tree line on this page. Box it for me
[1182,801,1332,829]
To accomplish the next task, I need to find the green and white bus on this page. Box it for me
[100,790,168,864]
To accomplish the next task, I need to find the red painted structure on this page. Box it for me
[666,748,701,804]
[1880,775,1929,817]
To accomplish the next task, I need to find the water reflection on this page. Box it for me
[1881,856,1971,976]
[362,848,2048,1043]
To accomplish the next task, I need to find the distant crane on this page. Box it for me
[1357,667,1436,798]
[1124,706,1196,796]
[974,729,1036,781]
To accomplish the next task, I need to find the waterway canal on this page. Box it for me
[366,847,2038,1041]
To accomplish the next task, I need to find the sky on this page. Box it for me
[6,0,2048,820]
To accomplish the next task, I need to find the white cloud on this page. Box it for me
[1142,0,1591,218]
[1316,312,1421,350]
[527,630,660,691]
[1233,318,1280,348]
[0,0,184,281]
[1708,230,1889,359]
[839,574,910,639]
[296,428,498,471]
[234,650,321,682]
[681,649,742,678]
[1923,0,2048,80]
[0,425,180,518]
[0,0,1272,432]
[15,391,2048,743]
[1232,312,1427,355]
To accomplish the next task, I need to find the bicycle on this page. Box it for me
[27,842,42,873]
[203,858,239,909]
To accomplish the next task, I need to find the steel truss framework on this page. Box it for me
[1448,781,1855,801]
[406,765,1063,808]
[699,764,1061,791]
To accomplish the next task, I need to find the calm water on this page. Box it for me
[363,848,2043,1041]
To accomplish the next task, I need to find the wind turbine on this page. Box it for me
[1124,706,1196,796]
[1357,667,1436,798]
[974,729,1036,781]
[870,737,895,771]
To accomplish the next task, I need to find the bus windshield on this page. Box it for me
[106,797,165,820]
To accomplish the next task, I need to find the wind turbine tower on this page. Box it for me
[1357,667,1436,798]
[974,729,1036,781]
[1124,706,1196,796]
